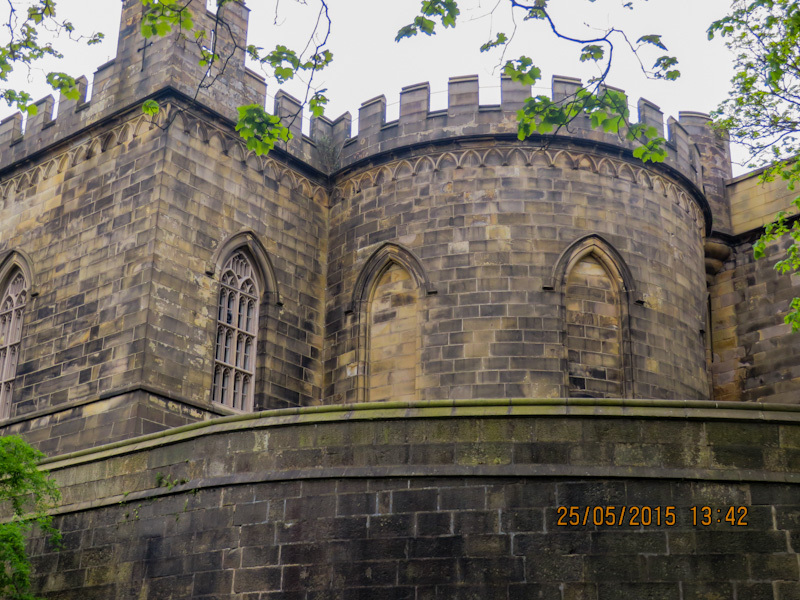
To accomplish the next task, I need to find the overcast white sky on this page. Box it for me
[3,0,744,170]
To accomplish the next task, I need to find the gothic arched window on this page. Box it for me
[0,270,27,419]
[367,262,420,403]
[564,254,623,398]
[549,234,636,399]
[212,252,258,410]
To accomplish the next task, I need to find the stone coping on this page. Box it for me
[41,397,800,471]
[0,383,235,428]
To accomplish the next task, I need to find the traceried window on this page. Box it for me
[0,270,27,419]
[212,252,258,410]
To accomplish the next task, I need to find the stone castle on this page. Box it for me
[0,0,798,598]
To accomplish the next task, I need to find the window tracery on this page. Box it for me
[0,270,27,419]
[212,252,258,410]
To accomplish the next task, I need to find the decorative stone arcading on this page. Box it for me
[314,74,708,190]
[0,104,329,207]
[332,145,707,237]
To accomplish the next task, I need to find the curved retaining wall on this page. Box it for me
[27,399,800,599]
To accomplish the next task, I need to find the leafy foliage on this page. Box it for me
[132,0,332,156]
[710,0,800,329]
[246,45,333,85]
[396,0,460,41]
[0,436,60,600]
[514,86,666,162]
[141,0,193,38]
[637,34,667,51]
[397,0,678,163]
[142,99,160,117]
[503,56,541,86]
[480,32,508,53]
[0,0,102,114]
[752,195,800,331]
[235,104,292,156]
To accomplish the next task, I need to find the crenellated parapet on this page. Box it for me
[0,0,719,199]
[0,75,89,169]
[285,74,713,193]
[0,0,269,173]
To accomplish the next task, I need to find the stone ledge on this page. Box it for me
[16,399,795,530]
[42,397,800,470]
[0,383,233,428]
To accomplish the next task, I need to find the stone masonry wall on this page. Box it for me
[0,110,163,417]
[325,140,709,403]
[26,400,800,599]
[710,233,800,403]
[0,390,220,456]
[140,102,328,410]
[0,98,329,454]
[30,476,800,600]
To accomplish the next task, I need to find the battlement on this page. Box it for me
[282,74,710,185]
[0,0,269,172]
[0,0,718,188]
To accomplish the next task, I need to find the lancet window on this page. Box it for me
[565,254,623,398]
[0,270,27,419]
[367,262,419,403]
[212,252,258,410]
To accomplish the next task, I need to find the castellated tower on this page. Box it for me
[323,75,712,405]
[0,1,798,598]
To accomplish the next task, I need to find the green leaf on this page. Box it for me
[395,24,417,41]
[396,0,459,40]
[590,111,607,128]
[753,238,766,260]
[580,44,604,62]
[235,105,292,156]
[480,32,508,53]
[141,1,194,39]
[503,56,542,86]
[416,16,436,35]
[653,55,681,80]
[46,73,79,100]
[637,34,667,50]
[142,99,160,116]
[309,92,329,118]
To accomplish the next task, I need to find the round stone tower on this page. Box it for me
[322,75,712,404]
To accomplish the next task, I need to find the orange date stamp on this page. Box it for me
[556,505,749,527]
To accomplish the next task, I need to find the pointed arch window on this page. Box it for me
[0,270,27,419]
[564,254,623,398]
[548,234,637,399]
[367,262,420,403]
[213,252,258,410]
[348,243,436,403]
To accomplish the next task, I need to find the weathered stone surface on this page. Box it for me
[21,403,800,598]
[0,0,797,597]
